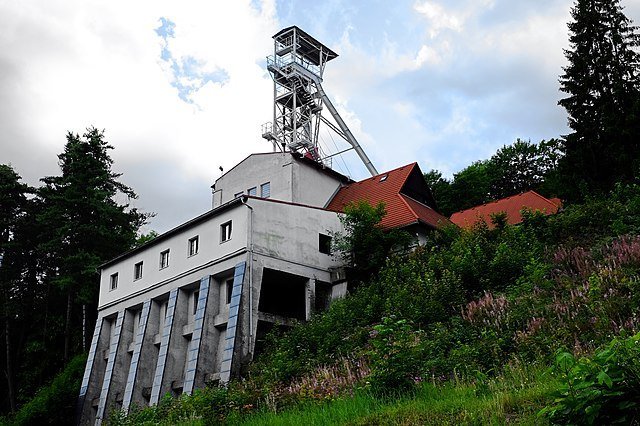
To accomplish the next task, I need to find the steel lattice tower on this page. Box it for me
[262,26,377,176]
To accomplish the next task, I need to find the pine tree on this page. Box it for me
[38,128,149,359]
[0,165,30,413]
[558,0,640,196]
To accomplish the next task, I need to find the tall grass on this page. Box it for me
[232,363,556,426]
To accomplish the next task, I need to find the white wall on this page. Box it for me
[247,198,344,271]
[213,153,293,208]
[99,207,247,308]
[212,152,344,209]
[291,160,343,207]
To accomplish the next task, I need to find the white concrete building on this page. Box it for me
[77,152,448,424]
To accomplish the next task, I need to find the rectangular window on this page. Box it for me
[160,301,168,328]
[134,262,143,280]
[226,278,234,304]
[159,249,170,269]
[221,221,232,242]
[319,233,332,255]
[133,309,142,333]
[110,273,118,290]
[192,290,199,317]
[260,182,271,198]
[188,236,199,256]
[247,186,257,196]
[234,191,243,198]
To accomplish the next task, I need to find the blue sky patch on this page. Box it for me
[155,17,229,104]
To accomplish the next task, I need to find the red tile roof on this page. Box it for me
[450,190,562,229]
[326,163,450,229]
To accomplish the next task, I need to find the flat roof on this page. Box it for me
[273,26,338,65]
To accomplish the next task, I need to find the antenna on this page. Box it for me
[261,26,378,176]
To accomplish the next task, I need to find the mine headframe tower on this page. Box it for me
[261,26,378,176]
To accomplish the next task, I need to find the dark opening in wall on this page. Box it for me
[258,268,307,320]
[315,281,332,312]
[253,320,289,356]
[319,233,332,254]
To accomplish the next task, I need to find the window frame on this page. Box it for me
[159,249,170,269]
[319,233,332,255]
[188,236,199,257]
[247,186,257,196]
[109,272,118,291]
[192,290,199,317]
[260,182,271,198]
[134,261,143,281]
[226,278,234,305]
[220,221,232,243]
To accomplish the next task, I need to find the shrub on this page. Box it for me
[367,316,422,394]
[540,332,640,424]
[10,353,86,426]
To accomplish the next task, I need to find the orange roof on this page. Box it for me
[450,190,562,229]
[326,163,450,229]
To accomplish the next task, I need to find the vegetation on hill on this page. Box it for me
[1,0,639,424]
[0,128,149,420]
[107,181,640,425]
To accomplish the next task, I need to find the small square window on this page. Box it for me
[221,221,232,242]
[319,233,332,254]
[188,236,199,256]
[134,262,143,280]
[247,186,257,196]
[159,249,170,269]
[234,191,243,198]
[260,182,271,198]
[110,273,118,290]
[226,278,234,304]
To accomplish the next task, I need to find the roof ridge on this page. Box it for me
[397,193,419,222]
[526,190,557,206]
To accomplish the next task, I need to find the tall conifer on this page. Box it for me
[558,0,640,196]
[38,128,148,359]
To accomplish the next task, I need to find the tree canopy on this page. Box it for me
[0,128,149,415]
[558,0,640,196]
[425,138,562,216]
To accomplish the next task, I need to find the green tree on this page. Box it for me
[38,128,149,359]
[558,0,640,197]
[489,138,562,199]
[448,160,492,212]
[0,165,31,413]
[423,170,454,215]
[333,201,411,287]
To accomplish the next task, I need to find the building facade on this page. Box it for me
[77,152,447,424]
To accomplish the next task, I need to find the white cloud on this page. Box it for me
[0,0,279,231]
[414,1,464,37]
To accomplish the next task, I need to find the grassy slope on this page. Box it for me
[228,365,557,426]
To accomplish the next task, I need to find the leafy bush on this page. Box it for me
[9,353,86,426]
[367,317,422,394]
[540,332,640,424]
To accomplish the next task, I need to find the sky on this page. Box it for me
[1,0,639,233]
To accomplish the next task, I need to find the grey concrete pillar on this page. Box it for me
[248,262,264,357]
[102,309,135,416]
[95,310,125,425]
[305,278,316,321]
[77,316,107,425]
[122,300,151,412]
[183,276,211,394]
[219,261,246,384]
[149,289,178,405]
